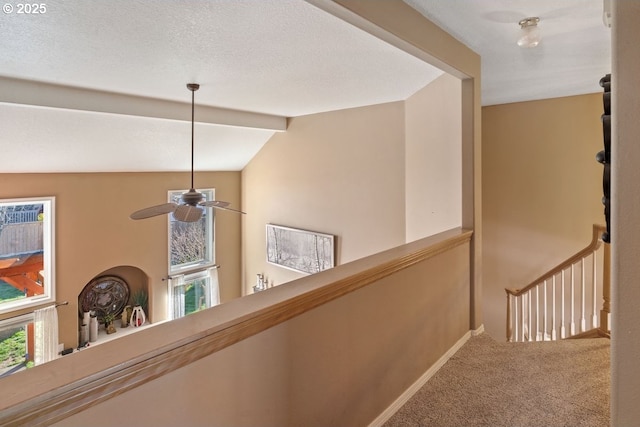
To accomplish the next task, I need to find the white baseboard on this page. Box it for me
[368,330,474,427]
[471,324,485,336]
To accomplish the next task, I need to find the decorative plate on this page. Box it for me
[79,275,130,320]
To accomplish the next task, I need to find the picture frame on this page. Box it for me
[266,224,335,274]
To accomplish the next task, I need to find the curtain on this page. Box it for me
[169,267,220,320]
[209,267,220,307]
[169,274,186,319]
[34,305,59,365]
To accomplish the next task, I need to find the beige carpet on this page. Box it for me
[384,333,610,427]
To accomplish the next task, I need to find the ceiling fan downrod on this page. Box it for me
[187,83,199,192]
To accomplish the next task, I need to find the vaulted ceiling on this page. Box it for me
[0,0,610,173]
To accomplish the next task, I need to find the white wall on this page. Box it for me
[405,73,462,241]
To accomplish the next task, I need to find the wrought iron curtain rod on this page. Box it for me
[0,301,69,323]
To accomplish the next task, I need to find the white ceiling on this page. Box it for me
[0,0,611,173]
[406,0,611,106]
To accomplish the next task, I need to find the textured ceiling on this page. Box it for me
[0,0,612,173]
[405,0,612,106]
[0,0,442,116]
[0,0,442,173]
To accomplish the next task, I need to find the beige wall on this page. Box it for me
[0,172,242,348]
[405,73,462,241]
[241,102,408,292]
[482,94,605,339]
[241,74,463,295]
[54,235,471,427]
[611,1,640,424]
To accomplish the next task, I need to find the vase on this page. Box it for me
[89,315,98,342]
[130,305,146,328]
[121,305,131,327]
[80,323,88,344]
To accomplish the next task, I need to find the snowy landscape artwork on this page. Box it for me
[266,224,335,274]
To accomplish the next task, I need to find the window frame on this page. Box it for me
[167,189,215,275]
[0,196,55,315]
[167,268,220,320]
[0,313,34,377]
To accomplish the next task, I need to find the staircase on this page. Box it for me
[505,224,610,342]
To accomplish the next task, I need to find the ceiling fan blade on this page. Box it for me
[130,203,178,220]
[200,200,230,208]
[200,200,246,214]
[212,205,247,214]
[173,204,204,222]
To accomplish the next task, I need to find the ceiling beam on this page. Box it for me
[0,77,287,132]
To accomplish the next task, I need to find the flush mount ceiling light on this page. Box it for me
[517,17,541,48]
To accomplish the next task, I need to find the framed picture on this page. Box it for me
[266,224,335,274]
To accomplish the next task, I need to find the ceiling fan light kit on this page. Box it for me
[130,83,245,222]
[517,17,541,48]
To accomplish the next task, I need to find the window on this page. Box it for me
[168,189,214,274]
[167,189,219,320]
[168,268,220,319]
[0,197,55,315]
[0,314,34,377]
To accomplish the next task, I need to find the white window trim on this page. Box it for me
[0,312,34,330]
[167,267,220,320]
[0,197,55,315]
[167,189,216,275]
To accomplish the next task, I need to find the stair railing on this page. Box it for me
[506,224,610,342]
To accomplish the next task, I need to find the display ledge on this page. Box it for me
[75,322,153,352]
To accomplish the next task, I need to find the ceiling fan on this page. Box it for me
[130,83,245,223]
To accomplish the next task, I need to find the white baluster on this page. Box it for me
[543,280,548,340]
[508,294,513,342]
[551,275,557,340]
[570,264,576,336]
[560,269,566,339]
[515,295,519,342]
[520,295,526,341]
[592,250,598,329]
[528,289,533,342]
[536,286,541,341]
[581,257,586,333]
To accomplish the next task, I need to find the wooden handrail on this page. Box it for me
[505,224,605,298]
[0,228,472,427]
